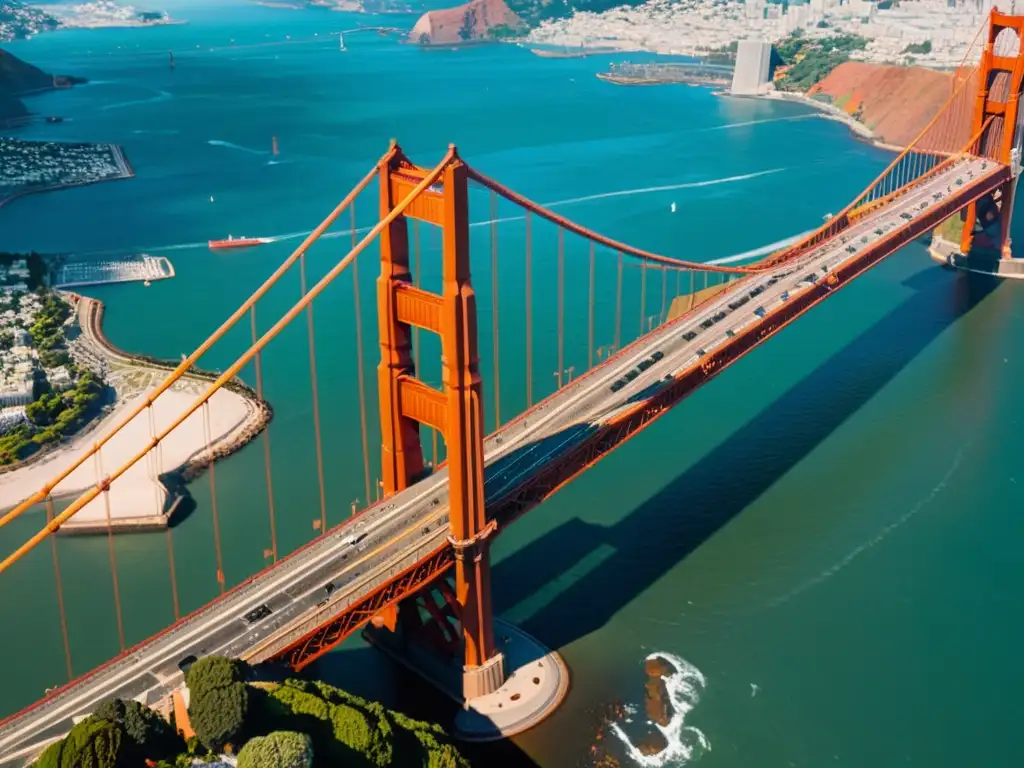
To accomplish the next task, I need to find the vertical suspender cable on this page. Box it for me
[557,228,565,389]
[202,403,226,595]
[525,211,533,407]
[301,253,328,536]
[413,219,421,374]
[250,306,277,562]
[151,405,180,618]
[351,204,372,508]
[587,242,595,371]
[675,268,682,301]
[614,252,623,351]
[46,497,73,681]
[95,449,125,652]
[660,265,668,324]
[638,258,647,335]
[490,190,501,426]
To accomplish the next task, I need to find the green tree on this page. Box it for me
[186,656,251,752]
[34,717,125,768]
[237,731,313,768]
[93,698,184,763]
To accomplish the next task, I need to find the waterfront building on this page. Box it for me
[731,38,774,96]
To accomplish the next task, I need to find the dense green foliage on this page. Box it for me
[487,23,522,39]
[34,698,181,768]
[238,731,314,768]
[35,718,124,768]
[506,0,648,27]
[0,369,103,464]
[186,656,251,752]
[903,39,932,55]
[0,288,107,465]
[35,656,471,768]
[93,698,184,763]
[262,678,470,768]
[775,33,869,92]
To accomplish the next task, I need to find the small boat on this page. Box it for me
[670,202,677,213]
[208,235,271,250]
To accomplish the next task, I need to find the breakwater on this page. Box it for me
[77,296,273,485]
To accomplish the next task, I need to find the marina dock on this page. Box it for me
[54,255,175,289]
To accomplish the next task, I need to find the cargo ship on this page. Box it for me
[208,235,271,250]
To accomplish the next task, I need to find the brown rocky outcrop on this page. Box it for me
[808,61,959,148]
[408,0,522,45]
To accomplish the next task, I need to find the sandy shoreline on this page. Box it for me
[0,296,272,532]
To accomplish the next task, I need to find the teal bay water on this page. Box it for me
[2,2,1024,765]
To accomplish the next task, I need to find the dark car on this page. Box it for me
[754,306,766,319]
[651,351,664,362]
[178,655,198,675]
[611,380,626,392]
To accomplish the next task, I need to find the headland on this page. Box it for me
[0,137,134,208]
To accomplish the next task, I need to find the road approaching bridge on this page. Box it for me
[0,155,1005,766]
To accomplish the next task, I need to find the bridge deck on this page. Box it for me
[0,156,1007,765]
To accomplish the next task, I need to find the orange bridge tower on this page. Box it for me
[943,10,1024,276]
[373,143,504,700]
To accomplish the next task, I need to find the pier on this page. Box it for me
[597,61,733,87]
[54,255,174,289]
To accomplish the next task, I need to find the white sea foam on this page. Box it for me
[609,651,711,767]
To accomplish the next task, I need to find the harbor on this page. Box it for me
[53,254,174,288]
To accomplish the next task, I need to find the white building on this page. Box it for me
[48,366,73,391]
[0,406,27,434]
[0,377,34,407]
[732,38,774,95]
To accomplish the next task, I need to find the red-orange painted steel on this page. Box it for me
[962,10,1024,256]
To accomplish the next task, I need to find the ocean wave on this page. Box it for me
[609,651,711,767]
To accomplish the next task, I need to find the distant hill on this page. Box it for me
[808,61,954,148]
[409,0,648,44]
[0,48,85,123]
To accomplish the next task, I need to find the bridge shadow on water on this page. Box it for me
[490,266,1001,651]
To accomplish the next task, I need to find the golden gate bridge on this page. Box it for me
[1,8,1023,763]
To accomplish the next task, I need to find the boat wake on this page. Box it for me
[101,89,172,111]
[707,229,814,265]
[763,442,971,611]
[540,167,786,209]
[73,167,792,262]
[208,140,270,156]
[709,114,816,131]
[132,128,180,135]
[609,651,711,767]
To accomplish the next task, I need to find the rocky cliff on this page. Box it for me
[0,48,84,123]
[409,0,523,44]
[808,61,955,148]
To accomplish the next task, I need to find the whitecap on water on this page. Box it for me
[609,651,711,767]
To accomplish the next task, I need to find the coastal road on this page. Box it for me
[0,157,1003,766]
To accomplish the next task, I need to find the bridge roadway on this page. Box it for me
[0,156,1002,765]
